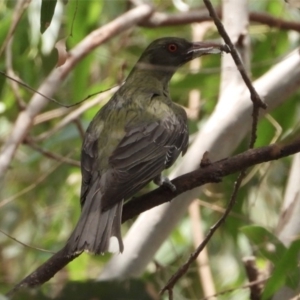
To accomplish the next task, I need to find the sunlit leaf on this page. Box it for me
[241,225,286,264]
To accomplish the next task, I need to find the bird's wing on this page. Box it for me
[101,117,188,210]
[80,131,99,207]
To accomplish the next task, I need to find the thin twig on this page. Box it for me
[0,229,54,254]
[160,0,268,295]
[160,170,246,295]
[24,139,80,168]
[122,138,300,223]
[0,152,74,208]
[210,7,265,117]
[200,277,268,300]
[203,1,267,110]
[33,86,118,142]
[0,3,154,180]
[0,71,117,108]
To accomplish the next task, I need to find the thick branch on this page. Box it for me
[122,139,300,222]
[140,9,300,33]
[6,138,300,297]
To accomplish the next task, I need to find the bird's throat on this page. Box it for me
[125,67,173,95]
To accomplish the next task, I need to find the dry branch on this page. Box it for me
[6,137,300,297]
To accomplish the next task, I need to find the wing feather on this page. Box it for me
[100,117,188,209]
[80,102,188,211]
[80,132,99,207]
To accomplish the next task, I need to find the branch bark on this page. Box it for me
[122,139,300,222]
[99,49,300,281]
[6,137,300,297]
[140,9,300,33]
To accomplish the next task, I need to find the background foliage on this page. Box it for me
[0,0,300,299]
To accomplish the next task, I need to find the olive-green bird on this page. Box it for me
[66,37,225,255]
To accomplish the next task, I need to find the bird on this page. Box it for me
[65,37,226,255]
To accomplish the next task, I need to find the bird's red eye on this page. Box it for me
[167,43,178,53]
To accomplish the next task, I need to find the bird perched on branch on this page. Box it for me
[66,37,227,255]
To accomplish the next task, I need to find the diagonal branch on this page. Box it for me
[6,137,300,297]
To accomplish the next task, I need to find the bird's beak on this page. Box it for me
[187,42,229,59]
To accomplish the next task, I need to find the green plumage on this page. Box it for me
[66,37,224,255]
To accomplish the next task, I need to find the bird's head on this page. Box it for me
[136,37,227,73]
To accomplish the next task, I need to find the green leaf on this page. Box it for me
[262,240,300,299]
[241,225,286,264]
[40,0,57,34]
[242,226,300,299]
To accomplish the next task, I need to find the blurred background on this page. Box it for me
[0,0,300,299]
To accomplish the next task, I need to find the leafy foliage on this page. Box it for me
[0,0,300,299]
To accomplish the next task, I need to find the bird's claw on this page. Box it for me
[154,175,176,192]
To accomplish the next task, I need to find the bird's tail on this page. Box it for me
[65,194,124,255]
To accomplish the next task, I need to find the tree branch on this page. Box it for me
[6,137,300,297]
[98,46,300,281]
[0,3,154,180]
[122,139,300,221]
[140,9,300,33]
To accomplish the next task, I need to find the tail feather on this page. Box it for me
[110,201,124,252]
[65,187,124,255]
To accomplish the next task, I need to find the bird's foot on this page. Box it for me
[154,174,176,192]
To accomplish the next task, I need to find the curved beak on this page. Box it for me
[187,42,229,59]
